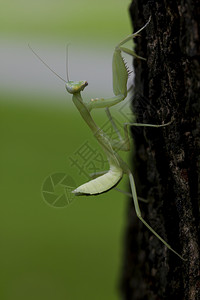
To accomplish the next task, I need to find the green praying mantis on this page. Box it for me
[30,17,185,260]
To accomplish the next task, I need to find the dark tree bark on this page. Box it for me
[120,1,200,299]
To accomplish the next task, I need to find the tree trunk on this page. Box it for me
[120,1,200,299]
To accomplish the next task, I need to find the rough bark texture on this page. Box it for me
[120,1,200,299]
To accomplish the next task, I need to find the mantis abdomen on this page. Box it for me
[72,166,123,195]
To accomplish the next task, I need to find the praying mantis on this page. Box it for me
[30,17,185,260]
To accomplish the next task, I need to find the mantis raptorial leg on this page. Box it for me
[30,17,186,260]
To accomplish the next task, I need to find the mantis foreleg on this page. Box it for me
[86,18,151,112]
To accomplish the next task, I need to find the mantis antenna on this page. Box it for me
[66,44,71,82]
[28,44,67,84]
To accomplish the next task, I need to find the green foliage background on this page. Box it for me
[1,1,132,299]
[0,0,131,43]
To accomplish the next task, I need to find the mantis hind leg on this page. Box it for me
[105,108,130,151]
[89,171,107,179]
[105,107,173,152]
[128,172,186,260]
[89,170,148,202]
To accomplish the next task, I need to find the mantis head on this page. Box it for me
[65,81,88,94]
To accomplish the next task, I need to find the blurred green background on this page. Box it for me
[1,1,134,299]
